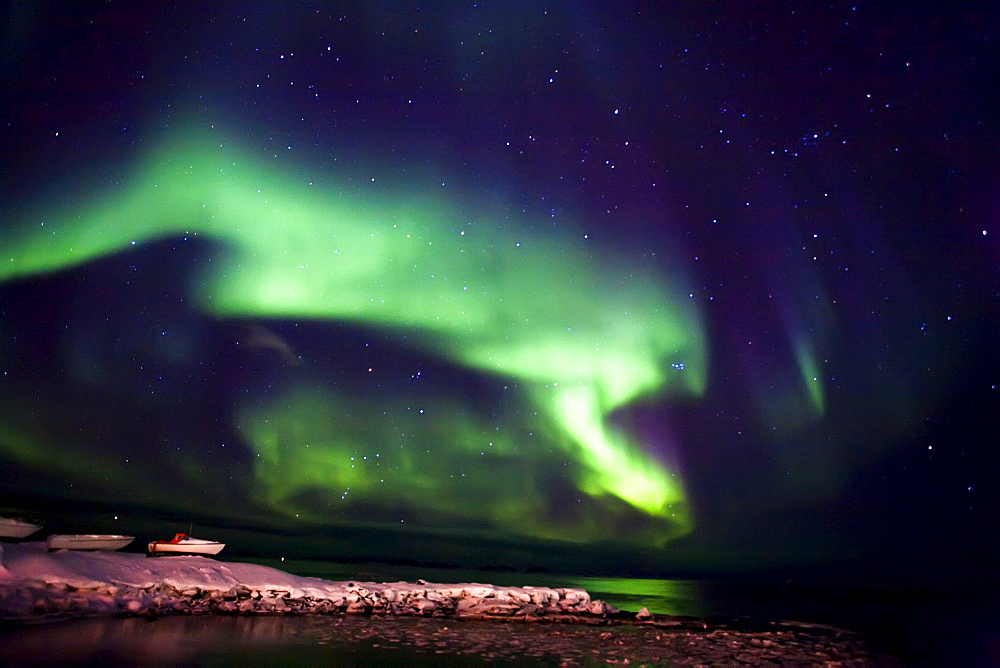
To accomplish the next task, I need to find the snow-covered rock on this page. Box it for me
[0,542,615,621]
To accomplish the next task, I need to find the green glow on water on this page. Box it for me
[561,576,702,616]
[1,129,705,543]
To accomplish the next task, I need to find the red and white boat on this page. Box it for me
[147,533,225,556]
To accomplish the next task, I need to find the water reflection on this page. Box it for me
[0,614,721,666]
[0,616,302,666]
[559,577,704,616]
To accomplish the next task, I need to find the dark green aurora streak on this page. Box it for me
[0,128,726,545]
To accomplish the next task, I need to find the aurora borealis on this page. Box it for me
[2,131,703,544]
[1,2,996,576]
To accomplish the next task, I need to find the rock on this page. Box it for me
[346,598,371,615]
[410,598,438,615]
[455,598,478,614]
[523,586,558,606]
[462,585,495,599]
[93,593,115,608]
[156,583,181,597]
[636,607,652,620]
[226,584,252,600]
[559,588,590,605]
[49,596,71,612]
[583,600,616,616]
[508,588,532,604]
[476,602,521,616]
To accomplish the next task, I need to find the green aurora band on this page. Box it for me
[1,130,706,544]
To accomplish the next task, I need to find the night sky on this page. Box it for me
[1,2,996,579]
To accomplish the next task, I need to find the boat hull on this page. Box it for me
[147,541,225,556]
[46,534,135,551]
[0,518,42,539]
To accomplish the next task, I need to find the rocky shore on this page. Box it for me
[0,543,894,664]
[0,542,616,622]
[0,576,621,621]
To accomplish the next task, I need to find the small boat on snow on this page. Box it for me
[46,534,135,551]
[148,533,225,556]
[0,516,42,539]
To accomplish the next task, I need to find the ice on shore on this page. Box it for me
[0,542,616,620]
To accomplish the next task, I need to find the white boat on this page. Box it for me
[0,516,42,539]
[147,533,225,556]
[46,534,135,551]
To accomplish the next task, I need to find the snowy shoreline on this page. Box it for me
[1,543,896,663]
[0,542,621,622]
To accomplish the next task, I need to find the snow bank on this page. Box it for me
[0,541,335,595]
[0,542,616,621]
